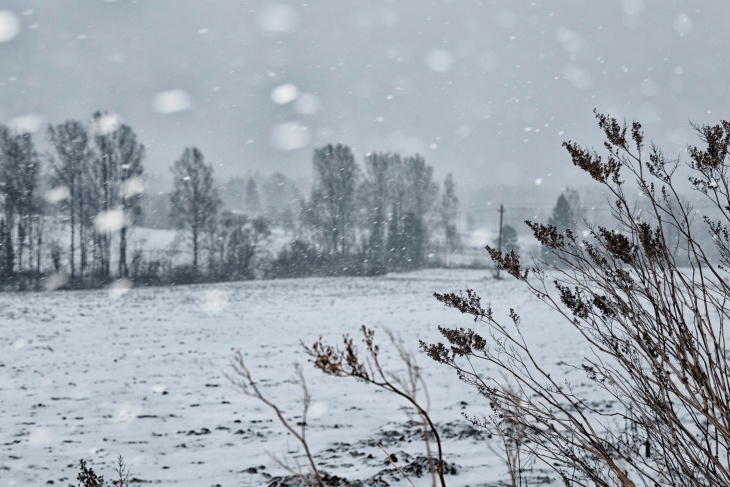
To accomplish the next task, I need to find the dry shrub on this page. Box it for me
[424,111,730,486]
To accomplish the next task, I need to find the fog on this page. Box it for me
[2,1,726,196]
[5,2,730,485]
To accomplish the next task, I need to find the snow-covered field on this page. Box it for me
[1,269,593,486]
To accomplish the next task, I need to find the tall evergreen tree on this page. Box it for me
[439,173,460,252]
[548,193,574,234]
[244,177,262,215]
[169,147,220,272]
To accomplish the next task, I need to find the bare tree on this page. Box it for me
[309,144,359,255]
[403,154,438,227]
[0,125,17,275]
[47,120,92,281]
[386,154,438,267]
[0,127,41,273]
[213,212,270,280]
[363,152,398,270]
[424,111,730,486]
[116,125,145,278]
[169,147,220,273]
[91,111,119,279]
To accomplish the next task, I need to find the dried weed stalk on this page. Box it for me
[484,375,534,487]
[306,325,447,487]
[227,352,325,487]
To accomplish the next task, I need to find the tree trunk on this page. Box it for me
[119,225,128,278]
[70,188,75,280]
[79,191,86,283]
[92,233,100,278]
[192,224,199,272]
[331,224,339,256]
[36,222,41,274]
[17,221,24,271]
[102,233,110,280]
[5,212,14,275]
[28,219,34,274]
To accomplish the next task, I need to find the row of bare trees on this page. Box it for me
[0,115,273,287]
[166,144,462,281]
[0,113,145,284]
[301,144,460,274]
[0,120,462,286]
[48,115,145,281]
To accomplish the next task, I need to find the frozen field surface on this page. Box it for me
[1,269,590,486]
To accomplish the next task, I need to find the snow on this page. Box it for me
[292,93,322,115]
[495,11,517,29]
[92,113,121,136]
[621,0,645,16]
[46,186,71,204]
[269,122,311,151]
[44,273,70,292]
[108,279,133,299]
[640,78,659,97]
[0,10,20,43]
[555,27,583,53]
[9,113,44,134]
[270,84,299,105]
[563,63,593,90]
[94,209,126,233]
[425,49,454,73]
[121,177,145,198]
[673,13,693,35]
[152,90,192,115]
[257,3,298,34]
[0,269,593,486]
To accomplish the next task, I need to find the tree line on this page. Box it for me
[167,143,461,281]
[0,113,145,286]
[0,115,461,289]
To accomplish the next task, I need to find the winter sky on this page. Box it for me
[1,1,727,192]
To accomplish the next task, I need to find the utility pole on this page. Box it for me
[495,204,504,280]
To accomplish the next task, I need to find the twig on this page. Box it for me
[370,436,417,487]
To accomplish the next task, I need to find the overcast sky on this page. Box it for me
[1,0,728,194]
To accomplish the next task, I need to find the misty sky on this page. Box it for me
[1,0,728,195]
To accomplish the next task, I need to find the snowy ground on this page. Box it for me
[1,269,594,486]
